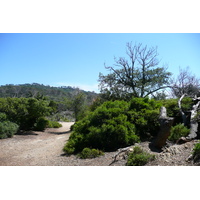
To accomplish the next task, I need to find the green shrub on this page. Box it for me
[0,112,7,122]
[0,97,53,131]
[47,121,62,128]
[63,100,140,154]
[34,117,49,131]
[193,142,200,155]
[192,142,200,163]
[168,123,190,142]
[126,146,155,166]
[0,121,19,139]
[128,98,161,139]
[78,147,104,159]
[162,97,193,125]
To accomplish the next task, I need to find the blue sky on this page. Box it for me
[0,33,200,92]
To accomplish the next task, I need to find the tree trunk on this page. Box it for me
[178,94,187,125]
[186,100,200,140]
[154,107,174,149]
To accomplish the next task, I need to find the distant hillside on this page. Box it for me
[0,83,98,102]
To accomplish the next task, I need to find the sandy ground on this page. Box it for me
[0,122,121,166]
[0,122,74,166]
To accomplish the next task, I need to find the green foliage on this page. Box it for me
[0,83,98,123]
[99,43,172,100]
[126,146,155,166]
[34,117,49,131]
[168,123,190,142]
[78,148,104,159]
[63,100,140,154]
[0,112,7,122]
[64,98,163,154]
[71,90,88,121]
[128,98,161,139]
[0,97,53,131]
[34,118,62,131]
[0,121,19,139]
[162,97,193,125]
[47,120,62,128]
[192,142,200,163]
[181,97,193,112]
[162,99,179,118]
[193,142,200,156]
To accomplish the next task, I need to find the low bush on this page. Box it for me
[34,117,49,131]
[78,147,104,159]
[34,117,62,131]
[47,121,62,128]
[168,123,190,142]
[126,146,155,166]
[0,121,19,139]
[192,142,200,163]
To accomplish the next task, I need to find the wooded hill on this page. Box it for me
[0,83,98,102]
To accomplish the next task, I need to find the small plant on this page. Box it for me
[0,121,19,139]
[47,121,62,128]
[192,142,200,163]
[78,147,104,159]
[126,146,155,166]
[34,117,49,131]
[168,123,190,142]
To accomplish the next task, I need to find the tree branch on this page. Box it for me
[143,85,172,97]
[178,93,187,125]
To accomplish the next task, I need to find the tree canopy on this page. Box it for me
[99,42,172,100]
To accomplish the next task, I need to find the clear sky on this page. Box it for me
[0,33,199,92]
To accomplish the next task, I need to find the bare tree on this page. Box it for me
[99,42,172,100]
[171,66,200,98]
[172,67,200,141]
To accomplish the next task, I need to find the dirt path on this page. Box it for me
[0,121,122,166]
[1,121,197,166]
[0,122,74,166]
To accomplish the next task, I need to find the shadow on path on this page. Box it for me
[48,130,71,135]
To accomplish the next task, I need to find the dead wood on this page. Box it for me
[178,93,187,125]
[186,98,200,140]
[154,107,174,149]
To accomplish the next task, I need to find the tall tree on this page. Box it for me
[99,42,172,100]
[71,88,87,121]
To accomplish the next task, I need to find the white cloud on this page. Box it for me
[54,82,99,93]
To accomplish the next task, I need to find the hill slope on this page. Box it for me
[0,83,98,102]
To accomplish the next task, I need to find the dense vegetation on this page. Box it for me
[0,112,19,139]
[0,83,97,121]
[0,83,98,138]
[0,83,97,102]
[63,98,163,154]
[0,97,58,132]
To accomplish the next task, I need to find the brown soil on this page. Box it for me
[0,122,199,166]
